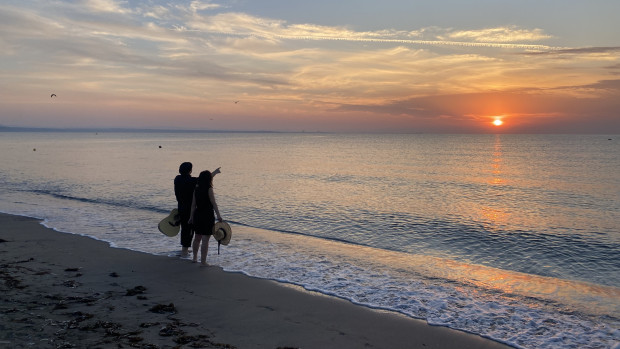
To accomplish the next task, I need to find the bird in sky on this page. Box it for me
[234,100,239,104]
[50,94,57,98]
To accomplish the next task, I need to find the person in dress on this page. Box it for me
[188,170,223,265]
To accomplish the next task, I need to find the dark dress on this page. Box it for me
[192,185,215,236]
[174,174,197,247]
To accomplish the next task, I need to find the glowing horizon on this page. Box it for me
[1,0,619,133]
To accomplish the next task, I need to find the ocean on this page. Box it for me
[0,132,618,349]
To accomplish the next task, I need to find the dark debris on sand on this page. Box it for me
[126,285,148,296]
[150,303,177,314]
[0,257,237,348]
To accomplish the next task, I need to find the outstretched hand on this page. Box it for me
[213,167,221,176]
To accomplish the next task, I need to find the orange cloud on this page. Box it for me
[335,81,620,133]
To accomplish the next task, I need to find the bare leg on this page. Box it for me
[191,234,201,263]
[200,235,210,265]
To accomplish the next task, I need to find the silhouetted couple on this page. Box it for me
[174,162,222,265]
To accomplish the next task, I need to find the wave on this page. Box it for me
[13,185,620,288]
[26,188,169,214]
[1,189,618,349]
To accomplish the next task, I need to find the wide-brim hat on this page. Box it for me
[158,209,180,237]
[212,221,232,245]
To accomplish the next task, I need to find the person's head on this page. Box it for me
[197,170,213,188]
[179,162,192,175]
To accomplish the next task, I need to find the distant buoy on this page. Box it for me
[159,145,162,148]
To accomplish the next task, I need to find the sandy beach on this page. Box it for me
[0,213,512,349]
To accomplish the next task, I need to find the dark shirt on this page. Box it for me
[174,174,197,214]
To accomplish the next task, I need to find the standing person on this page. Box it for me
[188,170,223,265]
[174,163,220,257]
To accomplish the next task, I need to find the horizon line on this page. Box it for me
[0,126,617,135]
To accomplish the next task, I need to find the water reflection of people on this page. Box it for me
[174,162,220,257]
[188,170,223,265]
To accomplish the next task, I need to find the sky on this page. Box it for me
[1,0,619,133]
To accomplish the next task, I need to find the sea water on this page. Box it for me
[0,132,618,349]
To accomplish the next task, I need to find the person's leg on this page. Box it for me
[200,235,210,265]
[191,234,201,263]
[179,212,193,256]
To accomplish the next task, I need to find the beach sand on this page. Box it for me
[0,213,512,349]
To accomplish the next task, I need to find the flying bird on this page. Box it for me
[234,100,239,104]
[50,94,57,98]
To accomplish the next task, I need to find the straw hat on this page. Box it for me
[212,221,232,246]
[158,209,180,237]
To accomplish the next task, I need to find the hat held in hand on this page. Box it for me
[212,221,232,254]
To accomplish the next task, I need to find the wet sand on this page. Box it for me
[0,213,512,348]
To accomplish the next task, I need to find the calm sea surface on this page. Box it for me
[0,132,618,349]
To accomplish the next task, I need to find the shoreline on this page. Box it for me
[0,212,512,349]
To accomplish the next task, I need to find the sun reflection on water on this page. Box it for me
[489,135,505,186]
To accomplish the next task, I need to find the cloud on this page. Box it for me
[178,11,558,50]
[522,46,620,56]
[190,0,221,12]
[83,0,131,14]
[0,1,598,108]
[140,5,170,20]
[578,79,620,91]
[439,26,552,43]
[333,81,620,133]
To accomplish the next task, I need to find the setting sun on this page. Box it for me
[493,119,503,126]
